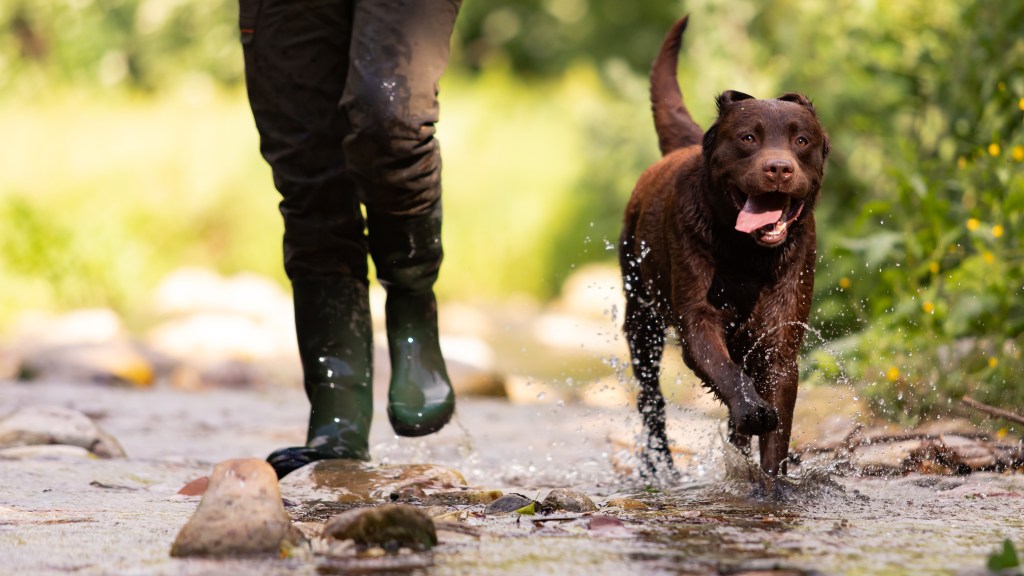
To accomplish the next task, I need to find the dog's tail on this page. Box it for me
[650,15,704,156]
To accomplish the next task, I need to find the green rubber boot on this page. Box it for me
[267,277,373,478]
[368,204,455,437]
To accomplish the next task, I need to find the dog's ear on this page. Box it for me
[779,93,830,158]
[715,90,755,112]
[702,123,718,155]
[777,92,815,111]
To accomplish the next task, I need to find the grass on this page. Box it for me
[0,67,652,330]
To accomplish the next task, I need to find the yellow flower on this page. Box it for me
[838,277,851,289]
[983,251,995,264]
[957,156,967,170]
[1020,97,1024,111]
[1013,145,1024,162]
[921,301,935,314]
[988,143,1001,156]
[929,262,940,274]
[997,427,1009,440]
[966,218,980,231]
[886,367,900,382]
[988,357,999,368]
[992,224,1004,238]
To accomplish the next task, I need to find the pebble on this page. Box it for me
[484,493,534,514]
[423,489,503,506]
[323,504,437,551]
[605,497,647,511]
[542,488,598,513]
[170,458,305,557]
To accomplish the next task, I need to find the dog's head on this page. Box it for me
[702,90,830,247]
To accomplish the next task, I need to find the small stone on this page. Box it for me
[323,504,437,551]
[604,497,647,511]
[423,489,503,506]
[177,476,209,496]
[170,458,305,557]
[542,489,598,513]
[484,493,534,514]
[0,406,125,458]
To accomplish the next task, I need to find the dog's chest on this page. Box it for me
[707,268,764,324]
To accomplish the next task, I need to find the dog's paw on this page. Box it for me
[731,400,779,436]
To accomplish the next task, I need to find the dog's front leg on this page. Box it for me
[676,310,779,437]
[756,359,798,475]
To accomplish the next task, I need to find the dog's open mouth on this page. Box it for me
[734,192,804,246]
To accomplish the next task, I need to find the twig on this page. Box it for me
[961,396,1024,427]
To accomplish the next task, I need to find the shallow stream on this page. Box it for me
[1,380,1022,575]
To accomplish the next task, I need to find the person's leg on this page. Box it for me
[240,0,373,477]
[341,0,460,436]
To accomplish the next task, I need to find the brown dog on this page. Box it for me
[619,16,830,476]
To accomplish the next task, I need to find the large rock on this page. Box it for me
[0,405,125,458]
[170,458,305,557]
[145,268,301,388]
[17,341,154,387]
[8,309,154,387]
[323,504,437,551]
[279,460,466,504]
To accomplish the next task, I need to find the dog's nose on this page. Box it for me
[763,159,794,182]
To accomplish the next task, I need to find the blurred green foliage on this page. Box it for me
[0,0,1021,418]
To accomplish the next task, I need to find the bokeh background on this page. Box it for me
[0,0,1021,422]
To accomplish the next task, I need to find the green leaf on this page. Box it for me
[987,539,1020,571]
[515,501,536,515]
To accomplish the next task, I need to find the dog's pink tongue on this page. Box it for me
[735,195,788,233]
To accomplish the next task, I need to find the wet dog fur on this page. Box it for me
[619,16,830,476]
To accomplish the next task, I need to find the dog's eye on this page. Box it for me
[796,136,809,146]
[741,134,755,143]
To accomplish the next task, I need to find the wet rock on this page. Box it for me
[17,341,154,387]
[853,440,923,476]
[484,493,534,514]
[170,458,305,557]
[423,489,503,506]
[542,488,597,513]
[279,459,466,504]
[604,497,647,511]
[0,405,125,458]
[323,504,437,551]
